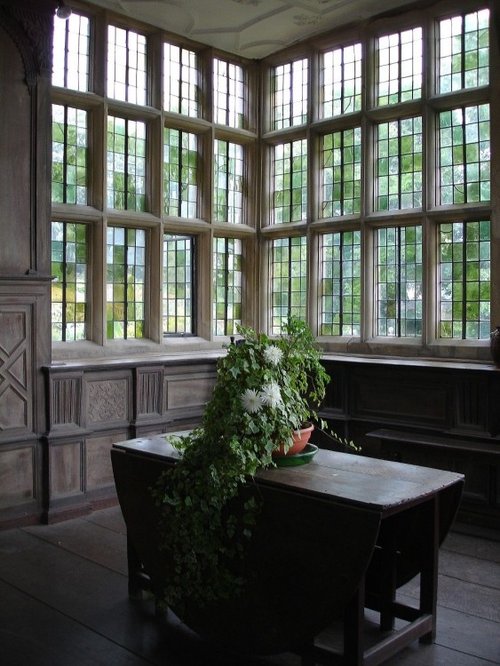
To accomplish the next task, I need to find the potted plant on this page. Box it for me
[152,317,355,612]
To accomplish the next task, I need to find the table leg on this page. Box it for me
[344,578,365,665]
[419,497,439,643]
[378,539,398,631]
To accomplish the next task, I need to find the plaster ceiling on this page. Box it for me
[85,0,419,59]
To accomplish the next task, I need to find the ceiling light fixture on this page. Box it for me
[56,1,72,20]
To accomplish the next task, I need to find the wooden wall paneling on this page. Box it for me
[0,303,34,441]
[133,366,164,431]
[488,374,500,437]
[0,0,55,526]
[49,440,84,499]
[453,459,492,507]
[85,431,129,493]
[322,361,348,416]
[163,363,217,425]
[319,358,500,530]
[0,441,41,527]
[0,19,32,276]
[349,365,453,430]
[84,371,132,431]
[451,372,490,436]
[49,372,83,434]
[0,443,37,509]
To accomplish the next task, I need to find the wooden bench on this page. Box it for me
[367,428,500,459]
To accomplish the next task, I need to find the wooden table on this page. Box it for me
[112,434,464,666]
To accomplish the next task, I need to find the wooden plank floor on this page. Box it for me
[0,506,499,666]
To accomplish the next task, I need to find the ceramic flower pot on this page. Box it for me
[273,422,314,457]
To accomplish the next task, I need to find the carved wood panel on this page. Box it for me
[136,367,163,418]
[85,374,131,427]
[453,375,489,434]
[0,307,32,438]
[50,374,82,429]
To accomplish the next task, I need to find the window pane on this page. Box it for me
[52,104,88,205]
[438,104,490,205]
[163,128,198,218]
[321,43,362,117]
[320,231,361,336]
[214,140,244,224]
[438,9,489,94]
[51,221,88,342]
[321,127,362,217]
[377,27,422,106]
[273,140,307,224]
[164,43,199,117]
[163,234,194,335]
[213,238,243,336]
[377,226,423,337]
[106,227,146,339]
[439,220,490,339]
[272,58,308,130]
[270,236,307,335]
[52,12,90,91]
[214,58,246,129]
[376,117,423,211]
[107,25,147,105]
[107,116,147,211]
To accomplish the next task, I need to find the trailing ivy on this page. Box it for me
[152,318,332,611]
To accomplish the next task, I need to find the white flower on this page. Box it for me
[260,382,282,408]
[241,388,263,413]
[263,344,283,366]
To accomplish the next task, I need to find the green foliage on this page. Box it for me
[152,318,331,611]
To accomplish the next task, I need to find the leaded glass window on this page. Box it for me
[107,116,147,211]
[213,238,243,336]
[52,104,88,205]
[164,43,199,117]
[376,117,423,211]
[438,9,489,94]
[439,220,490,339]
[52,12,90,91]
[270,236,307,334]
[320,232,361,336]
[163,128,198,218]
[163,234,194,335]
[438,103,490,205]
[106,227,146,339]
[273,140,307,224]
[272,58,308,130]
[213,58,245,129]
[321,43,362,117]
[51,221,88,342]
[377,27,422,106]
[376,226,423,337]
[48,2,495,351]
[107,25,147,105]
[321,128,362,217]
[214,140,244,224]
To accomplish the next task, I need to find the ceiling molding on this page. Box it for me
[84,0,419,59]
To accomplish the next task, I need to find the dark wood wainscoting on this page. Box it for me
[36,356,219,525]
[320,356,500,532]
[1,352,499,532]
